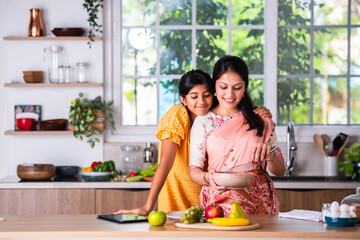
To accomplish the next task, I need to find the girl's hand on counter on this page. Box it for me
[114,206,151,217]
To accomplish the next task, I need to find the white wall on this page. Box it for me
[0,0,104,178]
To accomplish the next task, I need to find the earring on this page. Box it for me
[214,92,217,96]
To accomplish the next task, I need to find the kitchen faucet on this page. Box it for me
[286,121,297,176]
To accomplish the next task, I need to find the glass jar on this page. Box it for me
[321,203,330,222]
[64,65,71,83]
[119,145,141,174]
[75,62,88,83]
[58,65,65,83]
[341,187,360,222]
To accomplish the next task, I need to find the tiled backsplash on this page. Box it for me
[104,141,353,177]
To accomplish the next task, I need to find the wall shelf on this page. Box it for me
[5,130,73,136]
[3,36,102,41]
[4,83,103,88]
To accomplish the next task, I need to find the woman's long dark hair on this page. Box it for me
[179,69,214,98]
[212,55,264,136]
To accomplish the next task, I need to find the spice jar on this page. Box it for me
[341,187,360,222]
[75,62,89,83]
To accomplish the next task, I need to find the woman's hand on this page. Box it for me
[114,206,151,217]
[208,169,226,193]
[254,106,272,119]
[250,143,274,167]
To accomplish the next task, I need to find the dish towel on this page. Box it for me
[279,209,322,222]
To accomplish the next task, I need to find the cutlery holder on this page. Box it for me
[324,156,338,176]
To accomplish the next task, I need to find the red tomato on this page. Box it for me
[129,172,137,177]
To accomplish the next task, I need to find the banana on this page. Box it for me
[207,217,250,226]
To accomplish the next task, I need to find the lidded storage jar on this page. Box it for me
[341,187,360,222]
[119,145,142,174]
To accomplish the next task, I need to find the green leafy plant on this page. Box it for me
[83,0,104,48]
[338,144,360,179]
[69,92,115,148]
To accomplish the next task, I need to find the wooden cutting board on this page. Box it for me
[175,222,260,231]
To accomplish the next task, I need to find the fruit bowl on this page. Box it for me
[325,216,358,227]
[213,172,255,189]
[81,171,111,182]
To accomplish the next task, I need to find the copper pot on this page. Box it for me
[28,8,44,37]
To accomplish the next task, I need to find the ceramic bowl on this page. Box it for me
[81,171,111,182]
[213,172,255,189]
[325,216,358,227]
[40,119,68,131]
[55,166,80,177]
[51,28,85,36]
[16,118,35,131]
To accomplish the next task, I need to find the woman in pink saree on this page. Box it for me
[189,55,286,215]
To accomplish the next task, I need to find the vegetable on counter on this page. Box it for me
[129,172,137,177]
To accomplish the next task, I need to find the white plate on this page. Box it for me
[167,211,184,220]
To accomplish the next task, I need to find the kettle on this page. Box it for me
[43,45,63,83]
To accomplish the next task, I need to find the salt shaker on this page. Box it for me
[64,65,71,83]
[322,203,330,222]
[58,65,65,83]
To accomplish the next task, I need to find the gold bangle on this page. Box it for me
[203,173,209,185]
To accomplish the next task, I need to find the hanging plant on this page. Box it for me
[83,0,104,48]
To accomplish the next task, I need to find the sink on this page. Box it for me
[271,176,352,182]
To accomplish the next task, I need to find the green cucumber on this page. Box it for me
[139,164,158,175]
[126,175,144,182]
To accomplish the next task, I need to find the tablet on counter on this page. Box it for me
[97,214,148,224]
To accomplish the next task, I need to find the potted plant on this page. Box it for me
[83,0,104,48]
[338,143,360,180]
[69,92,115,148]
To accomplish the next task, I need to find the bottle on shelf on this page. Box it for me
[142,142,155,169]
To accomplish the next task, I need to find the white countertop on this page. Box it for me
[0,176,358,189]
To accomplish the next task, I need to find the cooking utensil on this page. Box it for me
[336,134,349,156]
[17,164,55,181]
[331,133,348,156]
[225,162,254,173]
[175,222,260,231]
[55,166,80,177]
[321,134,330,155]
[313,134,327,156]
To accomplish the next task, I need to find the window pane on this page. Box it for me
[122,0,156,26]
[351,28,360,74]
[197,0,228,25]
[160,0,191,25]
[159,78,180,121]
[248,78,264,107]
[351,77,360,124]
[232,29,264,74]
[314,28,347,75]
[277,78,310,124]
[160,30,192,75]
[314,0,347,25]
[122,78,157,125]
[278,0,311,26]
[313,77,347,124]
[352,0,360,24]
[232,0,264,25]
[196,29,228,74]
[122,29,156,76]
[278,28,311,75]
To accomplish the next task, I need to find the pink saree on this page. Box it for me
[199,112,279,215]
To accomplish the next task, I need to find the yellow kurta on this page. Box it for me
[156,104,202,213]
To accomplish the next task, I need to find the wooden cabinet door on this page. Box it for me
[0,189,95,215]
[95,189,157,214]
[276,189,354,212]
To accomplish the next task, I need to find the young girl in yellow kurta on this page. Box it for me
[116,69,271,215]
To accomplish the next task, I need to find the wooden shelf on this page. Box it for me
[4,83,103,88]
[5,130,73,136]
[3,36,102,41]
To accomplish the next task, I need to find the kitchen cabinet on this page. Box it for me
[0,188,154,215]
[276,189,354,212]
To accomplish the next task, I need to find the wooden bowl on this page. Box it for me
[22,71,43,83]
[40,119,68,131]
[213,172,255,189]
[51,28,85,36]
[17,164,55,181]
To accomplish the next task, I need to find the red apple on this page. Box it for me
[204,204,224,219]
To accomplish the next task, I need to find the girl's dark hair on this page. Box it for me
[179,69,214,97]
[212,55,264,136]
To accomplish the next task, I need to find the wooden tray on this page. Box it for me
[175,222,260,231]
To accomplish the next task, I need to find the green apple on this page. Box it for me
[148,210,166,226]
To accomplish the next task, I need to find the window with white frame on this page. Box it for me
[108,0,360,141]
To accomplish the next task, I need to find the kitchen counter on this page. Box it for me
[0,214,358,239]
[0,176,358,189]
